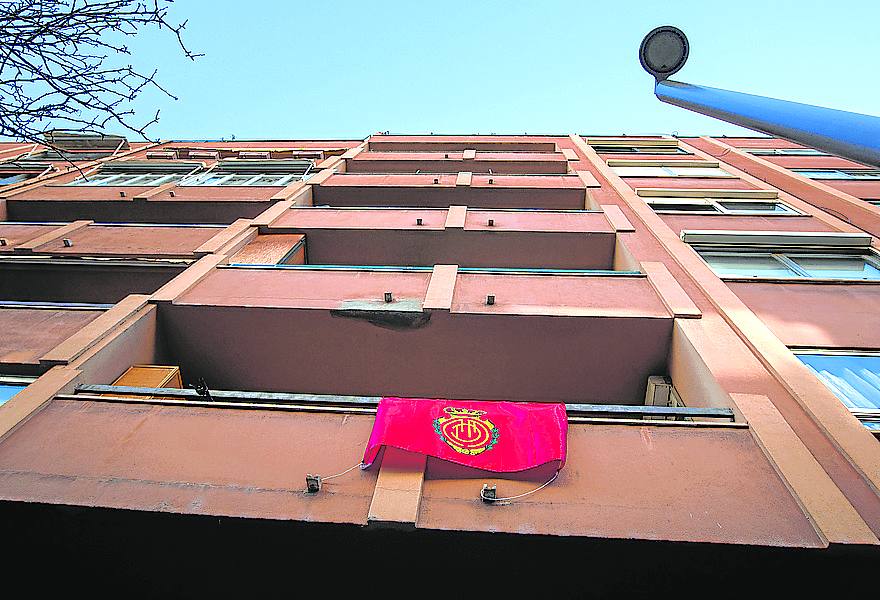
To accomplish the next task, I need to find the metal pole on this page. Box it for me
[654,79,880,167]
[639,26,880,167]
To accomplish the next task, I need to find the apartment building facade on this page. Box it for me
[0,132,877,593]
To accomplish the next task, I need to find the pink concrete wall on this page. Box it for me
[315,175,587,209]
[419,424,822,546]
[34,225,220,257]
[269,208,615,268]
[0,307,103,367]
[0,224,62,251]
[7,199,275,224]
[0,400,378,524]
[659,215,838,235]
[728,281,880,348]
[822,180,880,200]
[162,268,671,403]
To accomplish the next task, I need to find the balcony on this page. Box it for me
[0,302,107,374]
[314,173,591,209]
[157,265,672,404]
[346,151,569,174]
[263,206,616,269]
[367,135,557,153]
[0,222,224,303]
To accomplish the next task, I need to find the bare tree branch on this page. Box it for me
[0,0,201,150]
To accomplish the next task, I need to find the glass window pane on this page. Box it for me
[794,170,845,179]
[593,146,638,153]
[846,170,880,179]
[718,201,794,214]
[781,149,826,156]
[594,146,686,154]
[751,148,827,156]
[0,173,32,185]
[649,147,687,155]
[788,256,880,280]
[70,173,113,186]
[650,202,720,213]
[220,174,261,186]
[197,174,229,186]
[69,173,183,186]
[133,174,172,185]
[795,354,880,410]
[0,384,25,406]
[247,175,291,186]
[611,166,669,177]
[702,253,796,278]
[667,166,729,177]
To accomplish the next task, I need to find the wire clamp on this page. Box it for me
[480,484,497,504]
[305,474,322,494]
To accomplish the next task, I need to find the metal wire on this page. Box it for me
[319,462,364,482]
[480,471,560,505]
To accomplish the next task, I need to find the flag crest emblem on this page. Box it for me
[433,406,500,455]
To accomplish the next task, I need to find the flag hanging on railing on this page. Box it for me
[362,397,568,473]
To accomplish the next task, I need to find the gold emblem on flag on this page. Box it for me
[433,406,500,455]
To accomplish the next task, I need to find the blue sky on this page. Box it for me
[123,0,879,140]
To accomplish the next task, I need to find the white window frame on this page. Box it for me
[180,172,307,187]
[608,160,734,178]
[793,169,880,180]
[591,144,689,155]
[67,172,184,187]
[747,148,829,157]
[794,349,880,432]
[698,249,880,281]
[647,197,800,216]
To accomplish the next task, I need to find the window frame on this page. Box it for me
[610,162,734,179]
[0,375,36,406]
[0,172,38,186]
[793,169,880,180]
[591,144,690,155]
[647,197,800,216]
[179,171,307,187]
[793,349,880,432]
[66,172,185,187]
[697,248,880,281]
[747,148,829,157]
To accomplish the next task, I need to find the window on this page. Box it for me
[0,173,36,185]
[0,376,34,406]
[747,148,829,157]
[182,172,306,187]
[180,159,313,187]
[647,197,797,215]
[592,145,688,155]
[64,160,204,187]
[30,150,116,162]
[67,172,185,186]
[0,384,25,406]
[611,165,732,178]
[795,352,880,431]
[699,251,880,280]
[793,169,880,180]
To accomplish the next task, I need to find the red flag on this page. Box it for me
[362,397,567,473]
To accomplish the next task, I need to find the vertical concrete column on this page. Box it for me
[0,366,81,442]
[444,205,467,229]
[733,393,878,545]
[424,265,458,311]
[367,448,428,527]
